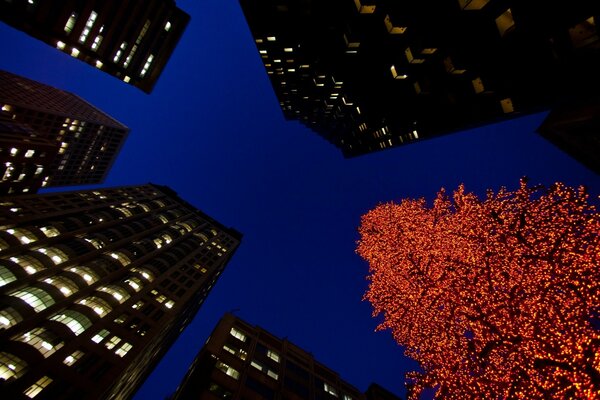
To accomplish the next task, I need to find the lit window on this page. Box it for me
[0,307,22,329]
[95,60,103,68]
[284,47,293,52]
[6,227,38,244]
[140,54,154,77]
[0,265,17,287]
[500,98,514,113]
[324,383,338,397]
[131,300,144,310]
[384,15,407,34]
[123,75,131,83]
[84,237,104,249]
[125,277,142,291]
[78,296,112,317]
[63,350,84,366]
[97,285,130,303]
[79,11,97,43]
[64,13,77,33]
[267,349,280,363]
[69,267,98,284]
[44,276,78,296]
[132,268,153,281]
[0,352,27,381]
[230,327,247,342]
[14,328,63,358]
[216,360,240,380]
[496,9,515,36]
[39,226,59,237]
[56,41,66,50]
[50,311,91,336]
[108,252,130,266]
[458,0,490,10]
[250,360,278,380]
[115,342,132,357]
[91,31,103,51]
[267,36,276,41]
[472,77,485,94]
[10,287,55,312]
[71,47,80,57]
[24,149,35,158]
[105,335,122,350]
[91,329,109,343]
[223,344,248,360]
[354,0,376,13]
[390,65,407,80]
[164,21,172,31]
[164,300,175,309]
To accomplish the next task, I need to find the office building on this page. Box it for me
[0,0,190,93]
[0,69,129,194]
[172,313,401,400]
[536,97,600,175]
[0,184,242,399]
[239,0,600,157]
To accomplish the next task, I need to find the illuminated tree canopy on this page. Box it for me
[357,180,599,399]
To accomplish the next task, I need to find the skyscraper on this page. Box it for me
[0,184,242,400]
[239,0,600,157]
[0,69,129,194]
[171,313,401,400]
[0,0,190,93]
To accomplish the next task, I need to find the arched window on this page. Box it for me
[10,287,55,312]
[13,327,64,358]
[97,286,130,303]
[78,296,112,317]
[50,310,92,336]
[43,276,79,297]
[108,252,130,266]
[0,265,16,287]
[35,247,68,265]
[68,267,98,284]
[5,227,37,245]
[9,255,45,275]
[130,267,154,282]
[0,352,27,380]
[0,307,23,329]
[39,226,60,238]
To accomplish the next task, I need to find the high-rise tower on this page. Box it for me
[239,0,600,157]
[0,184,242,399]
[0,70,129,194]
[0,0,189,93]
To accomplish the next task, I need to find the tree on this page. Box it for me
[356,180,599,399]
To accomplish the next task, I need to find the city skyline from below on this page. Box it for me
[0,1,599,399]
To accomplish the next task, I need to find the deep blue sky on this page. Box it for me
[1,1,599,399]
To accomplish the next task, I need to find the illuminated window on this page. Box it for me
[5,227,37,244]
[63,350,84,366]
[69,267,98,284]
[0,307,22,329]
[250,360,278,380]
[158,215,169,224]
[267,36,276,41]
[164,21,172,31]
[84,237,104,249]
[324,382,338,397]
[230,327,247,342]
[164,300,175,309]
[0,265,16,287]
[24,149,35,158]
[472,77,485,94]
[114,42,127,62]
[267,349,280,363]
[14,328,63,358]
[36,247,68,264]
[44,276,78,296]
[458,0,489,10]
[123,75,131,83]
[79,11,97,43]
[115,207,133,217]
[115,342,132,357]
[50,311,91,336]
[78,296,112,317]
[39,226,60,238]
[223,344,248,360]
[105,335,122,350]
[91,29,103,51]
[64,13,77,33]
[354,0,375,13]
[71,47,80,57]
[0,352,27,380]
[56,41,66,50]
[91,329,109,344]
[216,360,240,380]
[131,300,144,310]
[496,9,515,36]
[500,98,514,113]
[97,285,130,303]
[125,277,143,291]
[109,252,130,266]
[23,375,53,398]
[140,54,154,77]
[10,287,55,312]
[390,65,407,80]
[131,267,154,282]
[405,47,425,64]
[384,15,406,34]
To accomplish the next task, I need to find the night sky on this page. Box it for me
[1,1,599,399]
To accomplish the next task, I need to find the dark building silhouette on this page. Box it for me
[536,97,600,175]
[0,0,189,93]
[0,185,242,400]
[0,70,129,194]
[239,0,600,157]
[172,313,401,400]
